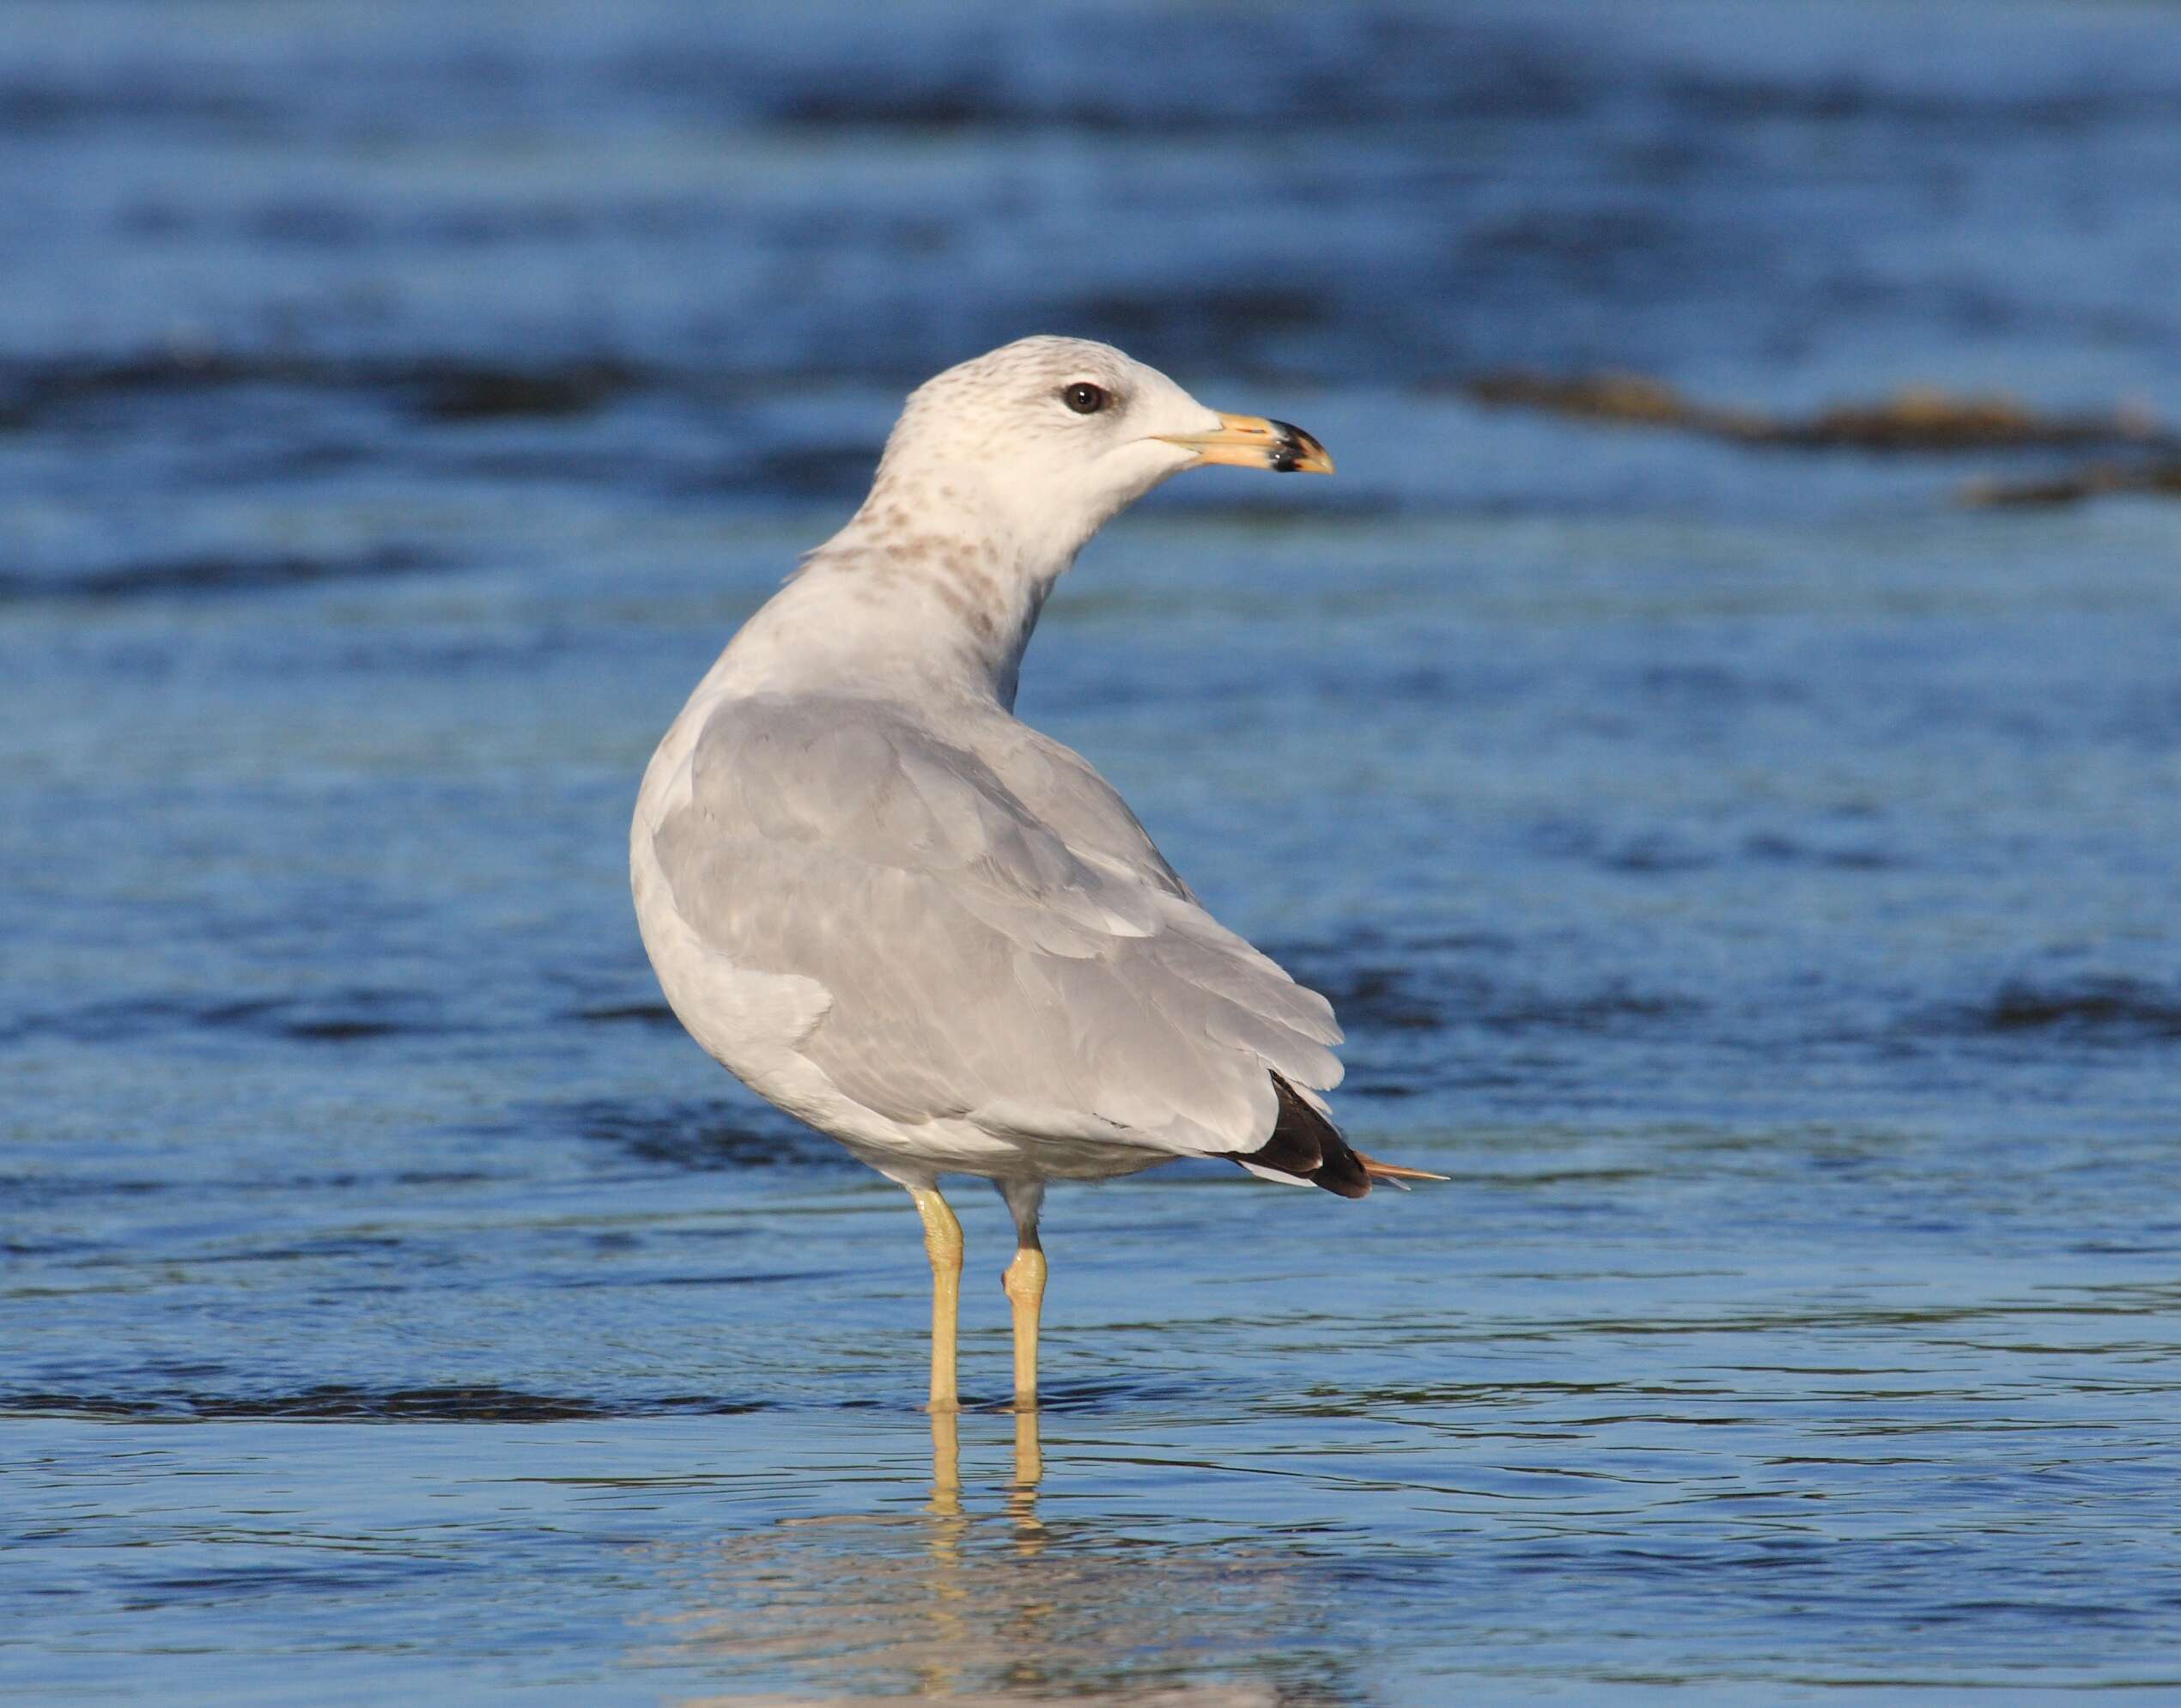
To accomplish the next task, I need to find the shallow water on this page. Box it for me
[6,1,2181,1701]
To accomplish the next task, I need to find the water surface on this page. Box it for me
[5,1,2181,1701]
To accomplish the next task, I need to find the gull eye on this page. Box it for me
[1061,381,1111,416]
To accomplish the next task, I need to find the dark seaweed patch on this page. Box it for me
[1279,953,1698,1039]
[0,1174,169,1206]
[1601,836,1716,874]
[1662,72,2151,133]
[122,1564,453,1607]
[1304,965,1450,1033]
[1527,818,1717,874]
[775,84,991,132]
[0,988,453,1048]
[554,1097,849,1172]
[1463,369,2178,456]
[1483,988,1702,1031]
[732,443,884,500]
[569,1001,680,1027]
[200,989,453,1044]
[1062,288,1327,377]
[409,361,645,421]
[742,15,1589,133]
[0,352,653,432]
[1745,833,1899,871]
[0,78,279,137]
[0,1385,765,1423]
[0,545,444,603]
[1962,462,2181,508]
[1974,979,2181,1040]
[0,351,322,427]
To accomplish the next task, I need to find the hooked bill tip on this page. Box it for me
[1268,419,1334,475]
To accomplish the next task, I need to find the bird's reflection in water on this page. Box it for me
[661,1409,1319,1706]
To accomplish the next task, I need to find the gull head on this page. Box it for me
[868,335,1333,572]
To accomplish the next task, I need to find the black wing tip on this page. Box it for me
[1224,1073,1372,1199]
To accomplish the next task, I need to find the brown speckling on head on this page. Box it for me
[757,334,1249,702]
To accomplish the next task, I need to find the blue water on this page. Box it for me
[6,1,2181,1701]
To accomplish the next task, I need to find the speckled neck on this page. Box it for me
[720,478,1072,712]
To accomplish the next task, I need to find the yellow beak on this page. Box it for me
[1157,412,1335,475]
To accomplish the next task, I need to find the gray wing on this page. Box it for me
[649,692,1342,1157]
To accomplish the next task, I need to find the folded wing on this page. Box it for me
[649,693,1343,1160]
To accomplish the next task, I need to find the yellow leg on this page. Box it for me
[1002,1243,1047,1411]
[910,1186,963,1413]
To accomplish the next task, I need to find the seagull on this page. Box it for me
[631,336,1441,1413]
